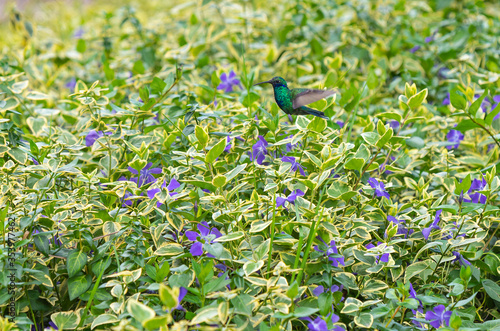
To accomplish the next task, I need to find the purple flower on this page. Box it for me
[422,209,442,240]
[85,130,111,147]
[425,305,452,328]
[367,178,390,199]
[300,313,344,331]
[409,282,424,313]
[336,121,344,128]
[276,189,305,208]
[65,77,76,90]
[281,156,306,176]
[174,287,188,311]
[409,45,421,53]
[185,221,222,257]
[286,135,300,153]
[443,92,450,105]
[446,129,464,150]
[147,178,180,207]
[442,221,467,240]
[314,238,345,268]
[31,321,58,330]
[224,136,232,152]
[73,27,84,39]
[250,135,268,165]
[425,31,436,43]
[452,251,471,266]
[389,120,400,131]
[463,177,487,204]
[387,215,413,238]
[365,242,390,264]
[32,157,39,165]
[492,95,500,120]
[217,71,241,93]
[128,162,162,187]
[313,284,344,300]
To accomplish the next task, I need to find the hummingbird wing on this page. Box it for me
[291,88,337,109]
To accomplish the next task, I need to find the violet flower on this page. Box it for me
[300,313,344,331]
[128,162,162,187]
[65,77,76,90]
[73,27,84,39]
[463,177,487,204]
[185,221,222,257]
[85,130,111,147]
[409,282,424,313]
[217,71,241,93]
[425,305,452,329]
[409,45,421,53]
[147,178,180,207]
[367,178,390,199]
[281,156,306,176]
[387,215,413,238]
[452,251,471,267]
[313,284,344,302]
[422,209,442,240]
[250,135,268,165]
[276,189,305,208]
[389,120,400,131]
[365,242,390,264]
[442,92,450,105]
[224,136,232,152]
[314,238,345,268]
[336,121,344,128]
[446,129,464,150]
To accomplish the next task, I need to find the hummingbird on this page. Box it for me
[253,77,336,119]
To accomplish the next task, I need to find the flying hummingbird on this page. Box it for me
[253,77,336,119]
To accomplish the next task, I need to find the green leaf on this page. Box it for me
[482,279,500,302]
[376,128,393,148]
[469,89,488,117]
[293,307,319,318]
[68,274,91,300]
[454,119,479,133]
[225,164,247,182]
[159,284,179,310]
[127,300,156,323]
[26,91,49,100]
[405,136,425,149]
[361,132,380,146]
[195,126,209,149]
[67,250,88,278]
[205,138,228,164]
[133,60,145,75]
[91,314,119,329]
[52,311,80,330]
[243,260,264,276]
[408,88,428,109]
[344,157,365,172]
[154,243,184,256]
[215,231,244,242]
[151,76,167,95]
[286,281,299,299]
[181,180,216,192]
[450,88,467,110]
[307,116,327,133]
[212,174,227,188]
[354,313,374,328]
[404,260,436,283]
[76,38,86,53]
[7,147,28,164]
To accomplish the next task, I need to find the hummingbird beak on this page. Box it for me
[253,80,271,86]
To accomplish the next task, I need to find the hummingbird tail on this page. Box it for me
[303,107,328,119]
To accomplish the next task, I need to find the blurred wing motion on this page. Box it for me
[292,88,337,109]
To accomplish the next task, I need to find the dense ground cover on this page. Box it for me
[1,0,500,330]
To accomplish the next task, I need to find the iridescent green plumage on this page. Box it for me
[253,77,336,119]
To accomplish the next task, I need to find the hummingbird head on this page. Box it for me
[253,76,287,87]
